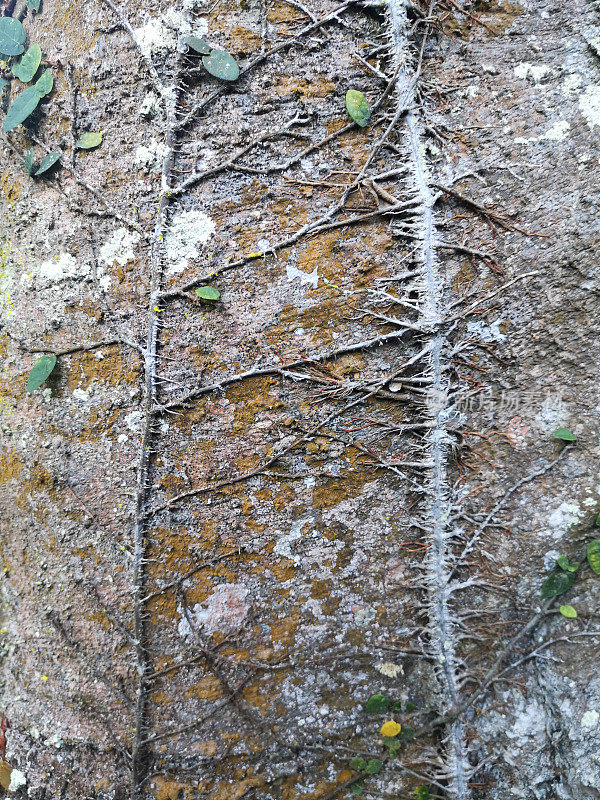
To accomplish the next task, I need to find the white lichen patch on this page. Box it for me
[514,62,550,82]
[581,710,600,728]
[177,583,249,636]
[38,252,79,281]
[286,264,318,287]
[547,502,585,540]
[579,85,600,128]
[515,120,570,145]
[466,320,506,343]
[8,769,27,792]
[99,228,141,268]
[135,139,168,172]
[139,90,161,118]
[375,661,404,678]
[165,209,216,275]
[134,11,208,57]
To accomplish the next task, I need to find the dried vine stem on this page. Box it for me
[386,0,470,795]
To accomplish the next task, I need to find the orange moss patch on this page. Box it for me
[274,76,336,100]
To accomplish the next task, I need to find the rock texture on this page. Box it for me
[1,0,600,798]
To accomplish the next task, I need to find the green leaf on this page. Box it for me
[414,788,430,800]
[27,0,41,10]
[34,68,53,97]
[398,726,415,740]
[405,701,416,712]
[76,131,102,149]
[3,85,41,131]
[559,605,577,619]
[390,701,403,713]
[386,739,402,757]
[12,44,42,83]
[587,540,600,574]
[596,512,600,527]
[195,286,220,301]
[349,758,366,771]
[364,760,382,775]
[346,89,371,127]
[365,693,389,713]
[556,555,579,573]
[34,150,61,176]
[0,17,26,57]
[23,147,34,175]
[26,355,57,393]
[553,427,576,442]
[202,49,239,81]
[184,35,211,54]
[349,783,364,796]
[541,569,576,599]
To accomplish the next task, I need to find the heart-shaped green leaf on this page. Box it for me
[349,757,367,771]
[195,286,220,301]
[559,605,577,619]
[26,355,57,393]
[364,759,382,775]
[553,427,576,442]
[0,17,26,57]
[346,89,371,127]
[12,43,42,83]
[556,555,579,573]
[34,150,61,176]
[34,68,53,97]
[587,540,600,574]
[541,569,575,599]
[365,693,389,713]
[3,85,41,131]
[76,131,102,149]
[202,49,239,81]
[184,36,211,55]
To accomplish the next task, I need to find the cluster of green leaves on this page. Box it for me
[365,693,414,717]
[183,36,239,81]
[541,535,600,614]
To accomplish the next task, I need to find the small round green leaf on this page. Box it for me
[3,85,41,131]
[34,68,53,97]
[587,540,600,574]
[559,605,577,619]
[415,788,430,800]
[34,150,61,176]
[349,758,367,771]
[26,355,57,393]
[184,36,211,55]
[364,759,382,775]
[0,17,26,57]
[202,49,239,81]
[541,569,575,599]
[76,131,102,149]
[349,784,364,797]
[195,286,220,301]
[365,693,389,713]
[346,89,371,127]
[12,43,42,83]
[553,427,576,442]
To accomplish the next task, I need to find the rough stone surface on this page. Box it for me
[1,0,600,799]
